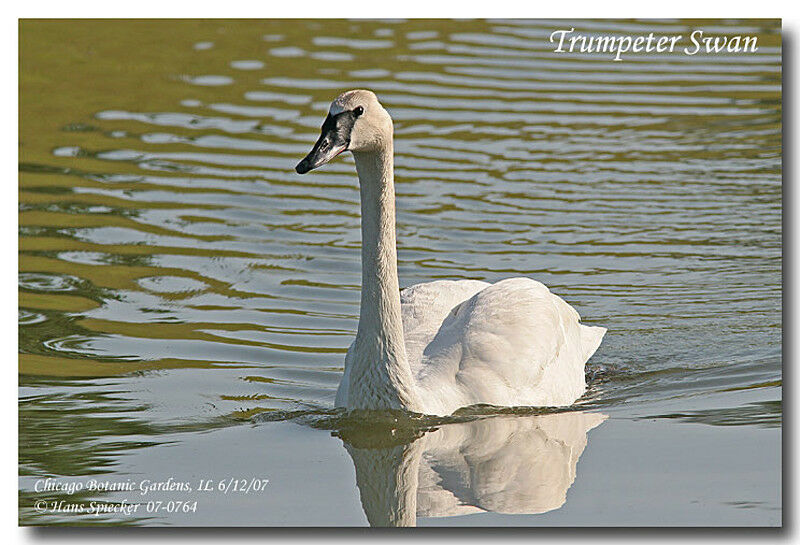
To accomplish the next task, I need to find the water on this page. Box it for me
[19,19,781,526]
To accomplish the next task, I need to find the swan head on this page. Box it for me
[295,89,392,174]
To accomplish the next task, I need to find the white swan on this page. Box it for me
[295,89,605,416]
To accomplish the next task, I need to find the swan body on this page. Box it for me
[296,90,605,417]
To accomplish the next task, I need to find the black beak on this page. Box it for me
[295,129,347,174]
[295,110,358,175]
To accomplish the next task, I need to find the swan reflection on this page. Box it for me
[339,411,606,527]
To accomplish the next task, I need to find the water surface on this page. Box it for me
[19,19,781,526]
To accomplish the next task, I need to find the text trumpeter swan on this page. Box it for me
[295,89,605,416]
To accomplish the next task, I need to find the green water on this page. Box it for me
[19,19,781,526]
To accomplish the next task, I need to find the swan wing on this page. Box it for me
[415,277,605,415]
[400,279,490,368]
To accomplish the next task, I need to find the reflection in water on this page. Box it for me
[340,411,605,526]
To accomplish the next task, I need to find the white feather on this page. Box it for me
[400,278,605,415]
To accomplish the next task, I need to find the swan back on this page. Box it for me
[406,278,604,415]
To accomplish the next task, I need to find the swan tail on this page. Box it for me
[579,325,606,362]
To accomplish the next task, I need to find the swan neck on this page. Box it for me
[350,143,422,412]
[354,147,400,323]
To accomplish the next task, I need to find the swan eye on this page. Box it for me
[353,106,364,117]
